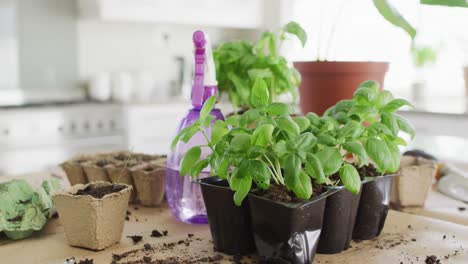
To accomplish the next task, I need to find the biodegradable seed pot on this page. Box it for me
[62,158,89,186]
[131,159,166,207]
[199,177,256,255]
[107,165,137,202]
[391,156,437,207]
[317,187,361,254]
[52,182,131,250]
[82,160,110,182]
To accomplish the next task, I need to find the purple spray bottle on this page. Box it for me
[166,31,224,224]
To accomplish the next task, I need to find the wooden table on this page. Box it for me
[1,170,468,263]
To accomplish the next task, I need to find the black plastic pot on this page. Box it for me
[248,192,329,264]
[317,187,361,254]
[352,175,397,240]
[199,177,256,255]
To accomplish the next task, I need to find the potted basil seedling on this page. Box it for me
[172,78,362,263]
[324,80,415,240]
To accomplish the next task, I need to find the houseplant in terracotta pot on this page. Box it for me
[214,21,306,113]
[52,181,132,250]
[295,0,465,115]
[172,78,362,262]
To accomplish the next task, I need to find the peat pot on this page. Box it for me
[248,192,329,264]
[353,175,397,240]
[317,187,361,254]
[52,182,131,250]
[199,177,256,255]
[131,161,166,207]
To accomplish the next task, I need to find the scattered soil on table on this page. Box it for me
[75,184,125,199]
[251,182,326,203]
[78,259,94,264]
[458,207,466,212]
[425,255,441,264]
[150,230,168,238]
[127,235,143,244]
[64,257,94,264]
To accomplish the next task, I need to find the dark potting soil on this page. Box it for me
[458,207,466,212]
[150,229,168,238]
[78,259,94,264]
[95,159,110,167]
[127,235,143,244]
[357,163,379,177]
[252,182,326,203]
[75,184,125,199]
[425,255,441,264]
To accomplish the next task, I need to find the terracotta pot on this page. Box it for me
[62,161,88,186]
[52,182,132,250]
[391,156,437,207]
[131,159,166,207]
[82,161,110,182]
[294,61,389,115]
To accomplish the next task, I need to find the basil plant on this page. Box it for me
[172,79,415,206]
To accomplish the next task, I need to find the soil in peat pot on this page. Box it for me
[75,184,126,199]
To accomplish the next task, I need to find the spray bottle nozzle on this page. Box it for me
[191,30,218,109]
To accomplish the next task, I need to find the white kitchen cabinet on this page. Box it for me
[123,103,187,155]
[78,0,266,29]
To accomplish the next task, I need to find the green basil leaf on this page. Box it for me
[365,138,393,173]
[251,78,270,108]
[200,95,217,121]
[273,140,288,157]
[343,141,369,165]
[317,134,337,147]
[306,112,320,126]
[339,164,361,195]
[203,115,215,128]
[250,160,271,190]
[266,103,291,116]
[284,153,302,190]
[240,109,261,127]
[230,134,251,153]
[375,90,394,108]
[358,80,380,93]
[293,172,313,199]
[171,123,199,150]
[251,124,275,147]
[384,138,400,173]
[231,170,252,206]
[211,120,229,146]
[212,154,229,179]
[305,153,327,184]
[354,87,377,103]
[294,132,317,152]
[338,120,364,139]
[180,146,201,176]
[395,114,415,139]
[380,98,415,113]
[334,111,349,124]
[247,146,266,159]
[190,159,209,178]
[334,99,355,112]
[316,147,343,176]
[227,71,250,103]
[292,116,311,132]
[367,122,393,136]
[283,21,307,47]
[225,115,240,126]
[275,115,300,137]
[381,112,399,136]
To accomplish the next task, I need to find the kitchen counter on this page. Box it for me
[1,171,468,263]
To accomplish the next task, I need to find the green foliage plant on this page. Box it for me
[172,79,415,206]
[213,22,307,111]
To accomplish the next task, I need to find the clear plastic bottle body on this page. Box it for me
[165,108,224,224]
